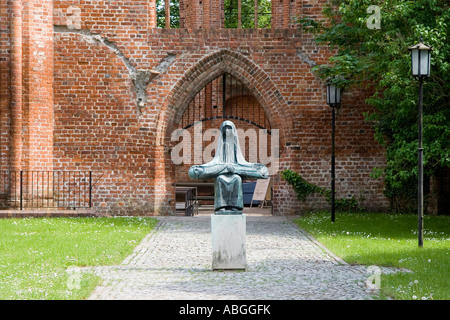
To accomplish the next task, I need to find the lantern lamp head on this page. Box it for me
[408,41,432,78]
[326,80,342,106]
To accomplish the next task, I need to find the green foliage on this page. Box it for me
[224,0,271,28]
[281,169,361,212]
[156,0,180,28]
[155,0,272,29]
[281,169,325,201]
[297,0,450,211]
[332,195,359,212]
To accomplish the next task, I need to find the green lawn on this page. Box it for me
[294,212,450,300]
[2,213,448,300]
[0,217,157,300]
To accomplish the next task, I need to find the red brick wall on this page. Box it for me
[1,0,54,173]
[180,0,223,29]
[1,0,390,215]
[148,31,387,214]
[0,0,11,172]
[22,0,54,171]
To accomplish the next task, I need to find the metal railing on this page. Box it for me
[0,170,95,210]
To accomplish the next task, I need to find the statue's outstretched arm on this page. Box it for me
[188,164,228,179]
[233,164,269,180]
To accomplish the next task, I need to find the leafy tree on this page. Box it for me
[224,0,272,28]
[157,0,180,28]
[156,0,271,29]
[298,0,450,212]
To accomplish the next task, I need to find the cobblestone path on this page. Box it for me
[87,215,380,300]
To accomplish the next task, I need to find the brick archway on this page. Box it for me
[159,49,290,144]
[152,49,292,213]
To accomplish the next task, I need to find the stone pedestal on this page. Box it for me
[211,214,246,270]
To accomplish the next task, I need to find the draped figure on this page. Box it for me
[189,121,268,214]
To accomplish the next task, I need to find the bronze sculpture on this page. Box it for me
[189,120,268,214]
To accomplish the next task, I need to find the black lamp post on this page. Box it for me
[408,40,432,248]
[326,80,342,223]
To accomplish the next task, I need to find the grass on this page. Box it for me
[0,217,157,300]
[2,213,448,300]
[294,211,450,300]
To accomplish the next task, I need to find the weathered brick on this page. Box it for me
[0,0,392,215]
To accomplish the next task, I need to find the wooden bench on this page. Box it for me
[175,186,198,216]
[176,182,214,209]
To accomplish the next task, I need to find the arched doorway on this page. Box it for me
[152,49,291,215]
[173,72,274,213]
[179,73,271,132]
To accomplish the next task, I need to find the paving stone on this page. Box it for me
[86,215,392,300]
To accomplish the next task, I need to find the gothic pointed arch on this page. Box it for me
[156,49,291,147]
[150,49,292,214]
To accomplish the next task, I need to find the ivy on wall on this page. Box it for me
[281,169,359,212]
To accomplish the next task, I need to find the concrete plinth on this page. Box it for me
[211,214,246,270]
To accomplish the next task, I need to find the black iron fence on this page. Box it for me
[0,171,94,210]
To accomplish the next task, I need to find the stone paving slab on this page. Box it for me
[86,215,386,300]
